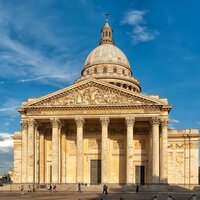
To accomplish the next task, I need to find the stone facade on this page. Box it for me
[13,17,199,189]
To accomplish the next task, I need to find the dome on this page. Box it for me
[83,44,130,70]
[75,16,141,93]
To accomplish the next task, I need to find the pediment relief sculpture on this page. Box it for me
[25,81,163,108]
[42,86,140,106]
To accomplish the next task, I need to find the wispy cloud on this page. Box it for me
[0,99,20,116]
[170,119,180,124]
[0,133,13,153]
[0,2,83,87]
[121,10,158,44]
[169,118,180,129]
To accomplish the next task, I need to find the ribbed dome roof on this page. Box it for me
[83,44,130,70]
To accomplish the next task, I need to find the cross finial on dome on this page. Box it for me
[100,14,114,45]
[104,13,109,22]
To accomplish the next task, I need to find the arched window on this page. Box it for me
[87,70,89,75]
[103,67,107,73]
[94,68,97,74]
[113,67,117,73]
[106,31,108,36]
[109,32,111,37]
[122,70,125,75]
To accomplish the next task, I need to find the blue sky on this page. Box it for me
[0,0,199,173]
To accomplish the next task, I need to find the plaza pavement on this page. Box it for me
[0,191,199,200]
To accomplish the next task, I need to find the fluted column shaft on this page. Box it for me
[27,119,37,183]
[61,129,66,183]
[75,117,85,183]
[100,117,109,184]
[39,129,45,183]
[21,120,28,183]
[51,118,61,183]
[125,117,135,184]
[151,117,160,183]
[160,119,168,183]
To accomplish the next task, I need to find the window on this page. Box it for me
[122,70,125,75]
[106,31,108,36]
[94,68,97,74]
[113,68,117,73]
[103,67,107,73]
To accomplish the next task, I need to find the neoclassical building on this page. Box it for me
[13,17,199,189]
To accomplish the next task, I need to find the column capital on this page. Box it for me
[50,118,62,128]
[20,120,28,129]
[160,118,169,127]
[75,117,85,127]
[125,116,135,127]
[100,117,109,126]
[28,119,38,127]
[151,117,160,125]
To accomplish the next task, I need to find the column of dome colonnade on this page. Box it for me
[100,117,109,184]
[20,120,28,183]
[50,118,62,183]
[125,116,135,184]
[75,117,85,183]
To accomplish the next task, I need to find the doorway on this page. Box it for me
[90,160,101,185]
[135,165,145,184]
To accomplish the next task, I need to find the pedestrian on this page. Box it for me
[188,194,197,200]
[28,184,32,192]
[150,195,158,200]
[103,184,108,195]
[78,183,81,192]
[136,185,139,193]
[20,185,24,195]
[52,184,57,192]
[168,195,175,200]
[32,184,35,192]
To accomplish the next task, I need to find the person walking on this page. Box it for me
[136,185,139,193]
[188,194,197,200]
[103,184,108,195]
[28,184,32,192]
[20,185,24,195]
[150,195,158,200]
[78,183,81,192]
[167,195,175,200]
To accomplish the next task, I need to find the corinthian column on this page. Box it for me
[28,119,37,183]
[39,127,45,183]
[51,118,62,183]
[100,117,109,184]
[151,117,160,184]
[160,119,168,183]
[125,117,135,184]
[21,120,28,183]
[75,117,85,183]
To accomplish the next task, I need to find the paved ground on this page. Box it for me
[0,192,199,200]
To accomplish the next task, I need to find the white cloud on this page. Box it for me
[121,10,146,25]
[0,99,20,117]
[0,2,83,87]
[121,10,158,44]
[170,119,180,124]
[0,133,13,153]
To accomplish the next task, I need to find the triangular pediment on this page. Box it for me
[23,79,167,108]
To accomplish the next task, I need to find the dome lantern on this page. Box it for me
[99,13,115,45]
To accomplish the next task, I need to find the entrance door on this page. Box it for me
[135,166,145,184]
[90,160,101,185]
